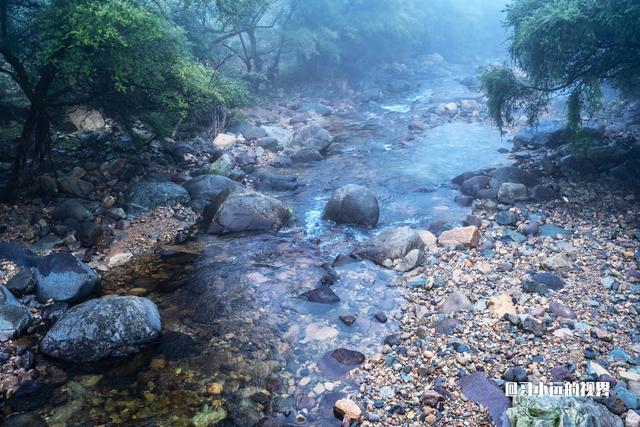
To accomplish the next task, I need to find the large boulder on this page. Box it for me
[252,172,299,192]
[51,199,93,223]
[438,226,480,248]
[66,106,105,131]
[559,154,597,178]
[239,124,267,141]
[34,252,100,303]
[460,175,490,197]
[512,121,568,150]
[497,182,528,204]
[0,286,32,340]
[58,177,95,198]
[262,125,293,147]
[291,124,333,153]
[323,184,379,227]
[203,190,290,234]
[352,227,425,270]
[507,396,622,427]
[212,133,236,148]
[489,166,538,188]
[291,147,323,163]
[126,181,190,215]
[182,175,242,202]
[207,152,236,177]
[39,296,161,362]
[0,242,40,267]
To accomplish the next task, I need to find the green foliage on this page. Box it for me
[482,0,640,130]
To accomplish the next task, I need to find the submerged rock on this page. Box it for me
[39,296,161,362]
[323,184,379,227]
[299,286,340,304]
[507,396,623,427]
[0,286,32,340]
[334,399,362,423]
[203,190,290,234]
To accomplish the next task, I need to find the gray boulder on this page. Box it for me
[58,177,94,198]
[207,152,236,177]
[182,175,242,202]
[460,175,490,197]
[239,124,267,141]
[126,181,190,215]
[323,184,379,227]
[203,190,290,234]
[51,199,93,223]
[507,396,622,427]
[352,227,425,270]
[497,182,528,204]
[512,120,568,150]
[291,124,333,153]
[490,166,539,188]
[5,269,35,296]
[39,296,161,362]
[34,252,100,303]
[252,172,299,192]
[0,286,32,340]
[291,147,323,162]
[560,155,597,178]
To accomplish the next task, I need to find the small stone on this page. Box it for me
[543,254,572,272]
[333,399,362,422]
[488,293,516,317]
[339,315,356,326]
[374,312,388,323]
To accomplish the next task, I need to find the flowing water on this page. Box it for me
[14,75,512,426]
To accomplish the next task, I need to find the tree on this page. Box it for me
[0,0,247,200]
[481,0,640,132]
[180,0,291,83]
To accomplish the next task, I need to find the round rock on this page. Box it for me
[323,184,379,227]
[39,296,161,362]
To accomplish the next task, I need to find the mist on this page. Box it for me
[1,1,639,426]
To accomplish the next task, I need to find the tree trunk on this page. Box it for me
[2,104,50,201]
[248,30,262,74]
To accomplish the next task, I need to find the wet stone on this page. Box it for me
[331,348,366,365]
[374,312,388,323]
[497,211,517,226]
[5,269,36,296]
[339,315,356,326]
[299,286,340,304]
[384,334,401,346]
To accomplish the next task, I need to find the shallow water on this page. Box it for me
[13,75,511,426]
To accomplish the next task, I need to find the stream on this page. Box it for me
[22,73,512,426]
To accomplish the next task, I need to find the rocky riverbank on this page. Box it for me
[351,138,640,425]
